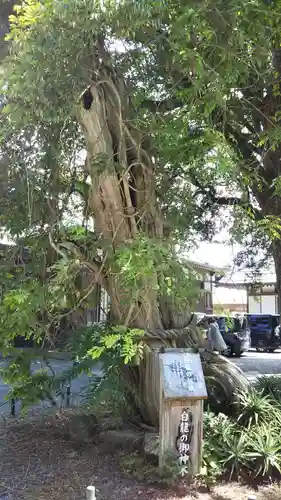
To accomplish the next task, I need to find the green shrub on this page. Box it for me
[197,412,227,484]
[82,366,139,423]
[201,450,223,487]
[255,375,281,403]
[236,389,281,428]
[65,322,145,423]
[203,390,281,480]
[203,411,251,479]
[220,432,252,479]
[204,410,236,444]
[247,424,281,477]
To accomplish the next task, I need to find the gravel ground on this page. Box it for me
[0,412,278,500]
[0,352,280,499]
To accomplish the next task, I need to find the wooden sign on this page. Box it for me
[159,349,207,475]
[160,350,207,399]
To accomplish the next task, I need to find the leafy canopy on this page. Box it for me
[1,0,280,404]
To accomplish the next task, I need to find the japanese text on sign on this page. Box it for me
[160,352,207,399]
[175,409,193,476]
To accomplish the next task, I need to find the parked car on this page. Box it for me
[196,313,251,357]
[247,313,281,352]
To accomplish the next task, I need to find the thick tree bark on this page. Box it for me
[273,241,281,314]
[76,46,249,426]
[0,0,14,58]
[254,141,281,314]
[79,67,165,331]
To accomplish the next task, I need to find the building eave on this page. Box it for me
[184,258,228,275]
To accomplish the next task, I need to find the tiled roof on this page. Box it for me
[185,258,227,275]
[217,267,276,287]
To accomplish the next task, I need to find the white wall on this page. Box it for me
[248,295,261,313]
[213,287,247,307]
[248,294,277,314]
[100,288,110,321]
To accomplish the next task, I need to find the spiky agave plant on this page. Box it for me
[236,389,281,429]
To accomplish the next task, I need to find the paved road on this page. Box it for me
[232,348,281,377]
[0,358,104,416]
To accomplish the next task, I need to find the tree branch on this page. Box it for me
[141,98,182,113]
[189,171,262,220]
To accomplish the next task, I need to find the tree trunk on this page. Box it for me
[254,147,281,316]
[77,46,249,426]
[273,240,281,314]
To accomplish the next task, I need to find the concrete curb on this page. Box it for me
[246,371,280,382]
[0,349,73,361]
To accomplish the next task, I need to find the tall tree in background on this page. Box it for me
[132,0,281,305]
[211,1,281,311]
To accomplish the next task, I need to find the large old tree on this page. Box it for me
[0,0,262,424]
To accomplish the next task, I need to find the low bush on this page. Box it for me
[247,424,281,477]
[236,388,281,428]
[203,411,252,480]
[82,367,139,423]
[203,388,281,481]
[255,375,281,403]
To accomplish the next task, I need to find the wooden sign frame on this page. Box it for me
[159,348,207,475]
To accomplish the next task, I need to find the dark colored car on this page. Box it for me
[197,313,251,357]
[247,313,281,352]
[14,336,34,348]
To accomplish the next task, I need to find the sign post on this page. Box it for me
[159,348,207,475]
